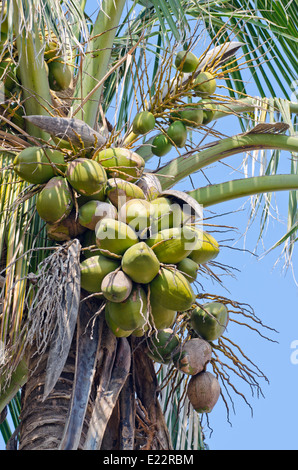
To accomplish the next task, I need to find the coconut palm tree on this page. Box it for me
[0,0,297,450]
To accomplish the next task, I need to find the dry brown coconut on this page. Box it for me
[187,371,221,413]
[173,337,212,375]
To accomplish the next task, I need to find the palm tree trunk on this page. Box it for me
[18,332,173,450]
[18,337,89,450]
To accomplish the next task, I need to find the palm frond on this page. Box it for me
[241,97,298,266]
[0,147,51,391]
[1,0,88,59]
[191,0,298,99]
[1,0,298,451]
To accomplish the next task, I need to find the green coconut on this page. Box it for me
[81,230,102,258]
[193,71,217,97]
[80,254,120,293]
[149,295,176,330]
[188,230,219,264]
[48,58,72,91]
[136,174,162,201]
[66,158,107,197]
[146,226,198,264]
[190,301,229,341]
[36,176,73,224]
[106,178,146,207]
[122,242,160,284]
[13,146,65,185]
[44,41,59,60]
[180,107,203,127]
[131,323,149,337]
[175,51,199,73]
[105,307,133,337]
[150,267,195,312]
[106,285,148,331]
[172,338,212,375]
[187,371,221,413]
[94,147,145,182]
[199,98,217,124]
[78,200,117,231]
[118,198,153,235]
[150,197,183,232]
[167,121,188,148]
[152,134,172,157]
[146,329,180,364]
[95,218,138,258]
[132,111,156,135]
[169,109,182,123]
[101,269,133,303]
[176,257,199,283]
[46,210,86,241]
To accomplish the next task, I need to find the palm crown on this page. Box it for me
[0,0,297,450]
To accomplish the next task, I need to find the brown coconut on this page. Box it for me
[46,210,86,241]
[173,337,212,375]
[187,371,221,413]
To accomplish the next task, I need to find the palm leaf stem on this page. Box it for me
[189,174,298,207]
[72,0,127,128]
[0,359,28,415]
[156,134,298,190]
[213,97,298,120]
[13,0,52,140]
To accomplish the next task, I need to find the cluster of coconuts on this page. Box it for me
[10,48,222,416]
[185,302,229,413]
[0,28,71,106]
[145,300,229,414]
[0,30,22,105]
[43,40,72,92]
[134,50,218,158]
[12,141,225,415]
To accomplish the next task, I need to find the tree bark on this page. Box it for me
[18,299,99,450]
[17,308,173,450]
[18,341,79,450]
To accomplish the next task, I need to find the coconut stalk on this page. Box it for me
[72,0,127,128]
[189,174,298,207]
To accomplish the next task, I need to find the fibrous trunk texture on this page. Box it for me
[18,341,82,450]
[17,319,172,450]
[133,340,173,450]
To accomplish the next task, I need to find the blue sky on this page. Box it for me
[196,194,298,450]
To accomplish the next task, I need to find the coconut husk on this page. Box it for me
[187,371,221,413]
[173,338,212,375]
